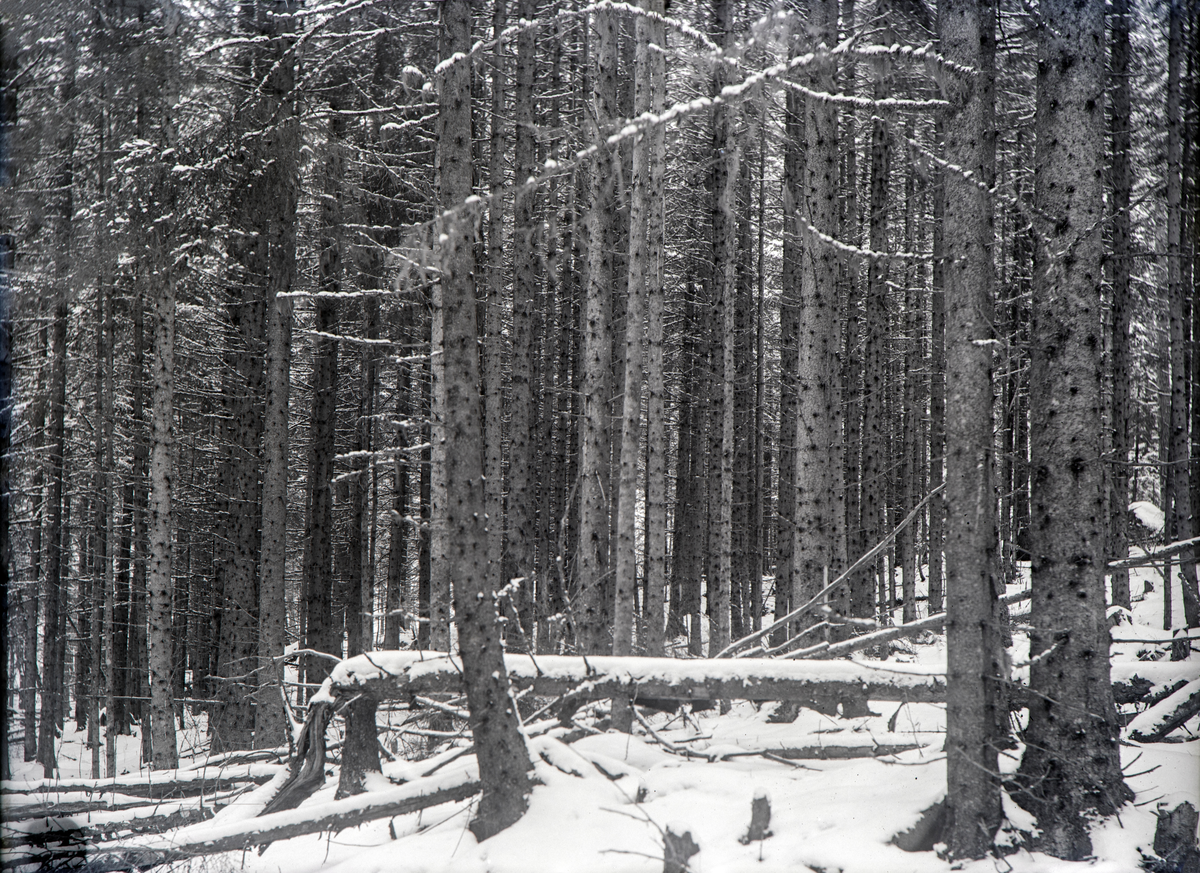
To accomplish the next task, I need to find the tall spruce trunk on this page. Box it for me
[510,0,539,648]
[615,0,653,660]
[1109,0,1132,611]
[147,222,179,770]
[794,0,846,626]
[777,81,802,644]
[861,4,893,623]
[577,7,617,654]
[642,0,668,656]
[255,0,297,746]
[1166,0,1200,627]
[1013,0,1132,857]
[708,0,737,655]
[940,0,1002,856]
[436,0,531,838]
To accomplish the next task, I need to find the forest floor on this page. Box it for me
[4,560,1198,873]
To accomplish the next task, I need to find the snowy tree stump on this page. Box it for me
[663,824,700,873]
[1153,802,1200,873]
[739,791,772,843]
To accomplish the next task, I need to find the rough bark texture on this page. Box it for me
[1108,0,1132,611]
[1166,0,1200,628]
[255,0,297,748]
[940,0,1001,856]
[437,0,531,839]
[577,7,617,655]
[795,0,846,625]
[615,0,651,660]
[642,0,667,656]
[709,0,737,656]
[147,218,178,770]
[1013,0,1132,856]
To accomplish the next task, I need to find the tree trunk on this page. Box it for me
[928,121,945,618]
[795,0,846,628]
[642,0,667,656]
[436,0,531,839]
[940,0,1002,857]
[1166,0,1200,628]
[510,0,539,651]
[255,3,297,747]
[147,221,179,770]
[708,0,737,657]
[615,0,652,661]
[1109,0,1132,611]
[777,80,802,646]
[861,3,893,623]
[1014,0,1132,856]
[577,6,617,655]
[483,0,507,652]
[38,300,67,778]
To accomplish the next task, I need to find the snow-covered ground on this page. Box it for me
[5,557,1198,873]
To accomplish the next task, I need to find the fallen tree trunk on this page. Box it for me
[81,769,481,872]
[1129,678,1200,742]
[323,652,953,706]
[0,765,280,800]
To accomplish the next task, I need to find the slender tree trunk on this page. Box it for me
[776,80,802,645]
[1166,0,1200,628]
[861,4,893,622]
[1109,0,1132,611]
[615,0,652,661]
[484,0,507,652]
[928,122,946,617]
[708,0,736,656]
[437,0,531,838]
[1013,0,1132,856]
[577,6,617,655]
[795,0,846,627]
[642,0,667,656]
[510,0,539,649]
[147,220,179,770]
[941,0,1002,857]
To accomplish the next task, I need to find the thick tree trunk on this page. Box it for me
[1014,0,1132,857]
[940,0,1002,857]
[437,0,531,839]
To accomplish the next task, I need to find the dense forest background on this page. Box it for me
[1,0,1197,849]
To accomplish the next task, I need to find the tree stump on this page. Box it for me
[739,791,772,844]
[1153,802,1200,873]
[663,824,700,873]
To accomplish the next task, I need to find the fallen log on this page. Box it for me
[1129,678,1200,742]
[0,764,280,800]
[321,651,952,706]
[88,768,481,871]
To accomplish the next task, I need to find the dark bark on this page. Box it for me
[940,0,1002,857]
[437,0,531,839]
[1013,0,1132,856]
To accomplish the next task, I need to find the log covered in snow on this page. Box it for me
[318,651,953,706]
